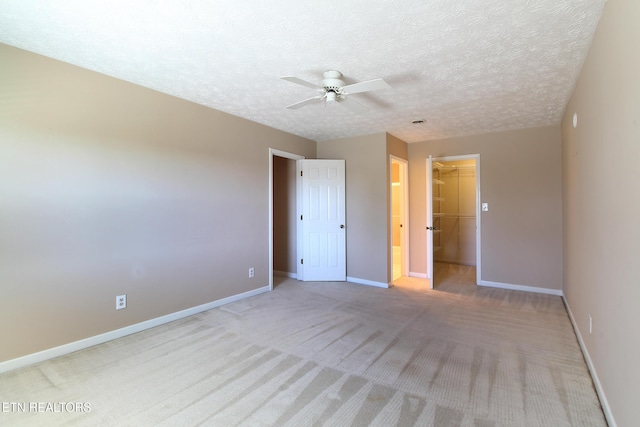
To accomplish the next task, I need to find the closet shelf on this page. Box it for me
[433,197,445,201]
[433,178,445,185]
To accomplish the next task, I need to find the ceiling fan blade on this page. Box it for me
[339,97,369,114]
[285,96,324,109]
[281,76,324,90]
[340,78,391,95]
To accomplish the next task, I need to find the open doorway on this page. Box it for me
[429,155,480,290]
[269,149,304,290]
[270,150,348,288]
[390,156,409,283]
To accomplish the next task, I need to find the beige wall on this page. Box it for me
[561,0,640,424]
[0,44,316,362]
[318,133,388,284]
[386,133,408,159]
[272,156,298,274]
[408,126,563,290]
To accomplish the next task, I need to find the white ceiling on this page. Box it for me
[0,0,605,143]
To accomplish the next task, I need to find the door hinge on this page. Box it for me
[300,259,304,264]
[300,215,303,220]
[300,170,303,176]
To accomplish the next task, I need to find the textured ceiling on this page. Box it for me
[0,0,605,143]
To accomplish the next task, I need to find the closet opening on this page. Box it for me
[430,156,480,289]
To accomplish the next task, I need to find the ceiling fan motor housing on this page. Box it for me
[322,70,345,92]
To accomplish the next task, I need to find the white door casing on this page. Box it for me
[430,154,482,286]
[269,148,305,291]
[390,156,409,281]
[300,159,346,281]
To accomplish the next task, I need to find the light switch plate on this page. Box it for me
[482,203,489,212]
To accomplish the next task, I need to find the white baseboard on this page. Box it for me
[405,275,561,296]
[273,270,297,279]
[347,276,390,288]
[479,280,563,296]
[0,286,270,374]
[563,296,617,427]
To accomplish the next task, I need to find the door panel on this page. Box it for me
[426,156,434,289]
[431,159,445,289]
[301,159,346,281]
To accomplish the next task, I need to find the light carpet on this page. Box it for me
[0,274,606,426]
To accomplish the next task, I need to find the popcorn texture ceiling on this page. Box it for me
[0,0,606,143]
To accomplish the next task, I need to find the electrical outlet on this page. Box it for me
[116,295,127,310]
[249,267,254,278]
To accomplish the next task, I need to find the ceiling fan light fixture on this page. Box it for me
[326,91,337,104]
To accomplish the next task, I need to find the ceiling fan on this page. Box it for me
[281,70,391,114]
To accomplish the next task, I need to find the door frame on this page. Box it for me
[389,155,409,281]
[426,154,481,286]
[269,148,305,291]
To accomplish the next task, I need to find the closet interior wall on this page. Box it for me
[432,159,476,266]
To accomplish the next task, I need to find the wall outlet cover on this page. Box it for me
[116,295,127,310]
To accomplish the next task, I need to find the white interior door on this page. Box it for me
[426,156,434,289]
[300,159,346,281]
